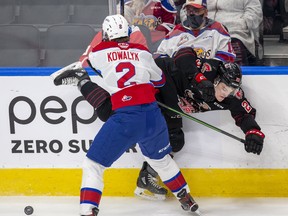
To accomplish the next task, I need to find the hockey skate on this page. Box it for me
[81,207,99,216]
[177,189,202,215]
[134,161,168,201]
[50,61,90,86]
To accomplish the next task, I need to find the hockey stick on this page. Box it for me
[157,101,246,144]
[86,59,103,78]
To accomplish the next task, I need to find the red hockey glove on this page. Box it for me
[245,129,265,155]
[193,73,215,102]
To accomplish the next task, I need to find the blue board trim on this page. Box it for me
[242,66,288,75]
[0,66,288,76]
[0,67,96,76]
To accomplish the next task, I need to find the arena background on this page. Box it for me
[0,66,288,197]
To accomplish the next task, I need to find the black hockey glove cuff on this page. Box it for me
[193,73,215,102]
[245,129,265,155]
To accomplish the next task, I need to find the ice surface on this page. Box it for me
[0,196,288,216]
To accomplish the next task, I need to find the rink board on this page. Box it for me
[1,168,288,197]
[1,67,288,197]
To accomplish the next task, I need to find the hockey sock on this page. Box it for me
[144,155,190,199]
[80,157,105,215]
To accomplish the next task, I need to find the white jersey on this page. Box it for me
[156,19,236,62]
[89,41,165,94]
[88,41,166,110]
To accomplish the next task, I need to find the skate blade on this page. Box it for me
[192,209,203,216]
[50,61,82,80]
[134,187,166,201]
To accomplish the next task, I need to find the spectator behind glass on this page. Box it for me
[281,0,288,27]
[263,0,282,35]
[131,0,177,52]
[116,0,148,24]
[206,0,263,66]
[173,0,186,23]
[263,0,288,40]
[117,0,177,52]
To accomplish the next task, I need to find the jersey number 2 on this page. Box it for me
[116,62,136,88]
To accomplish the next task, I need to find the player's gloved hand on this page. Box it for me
[245,129,265,155]
[193,73,215,102]
[169,128,185,153]
[178,97,197,115]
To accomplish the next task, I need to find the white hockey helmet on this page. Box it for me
[102,14,131,41]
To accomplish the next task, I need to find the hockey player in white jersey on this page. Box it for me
[51,14,201,216]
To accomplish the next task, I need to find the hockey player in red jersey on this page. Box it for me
[154,45,265,154]
[51,14,201,216]
[158,48,265,157]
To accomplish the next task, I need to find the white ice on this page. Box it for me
[1,196,288,216]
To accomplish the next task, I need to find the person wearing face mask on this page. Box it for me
[156,0,236,106]
[157,0,235,61]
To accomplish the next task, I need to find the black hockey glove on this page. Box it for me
[169,128,185,153]
[193,73,215,102]
[245,129,265,155]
